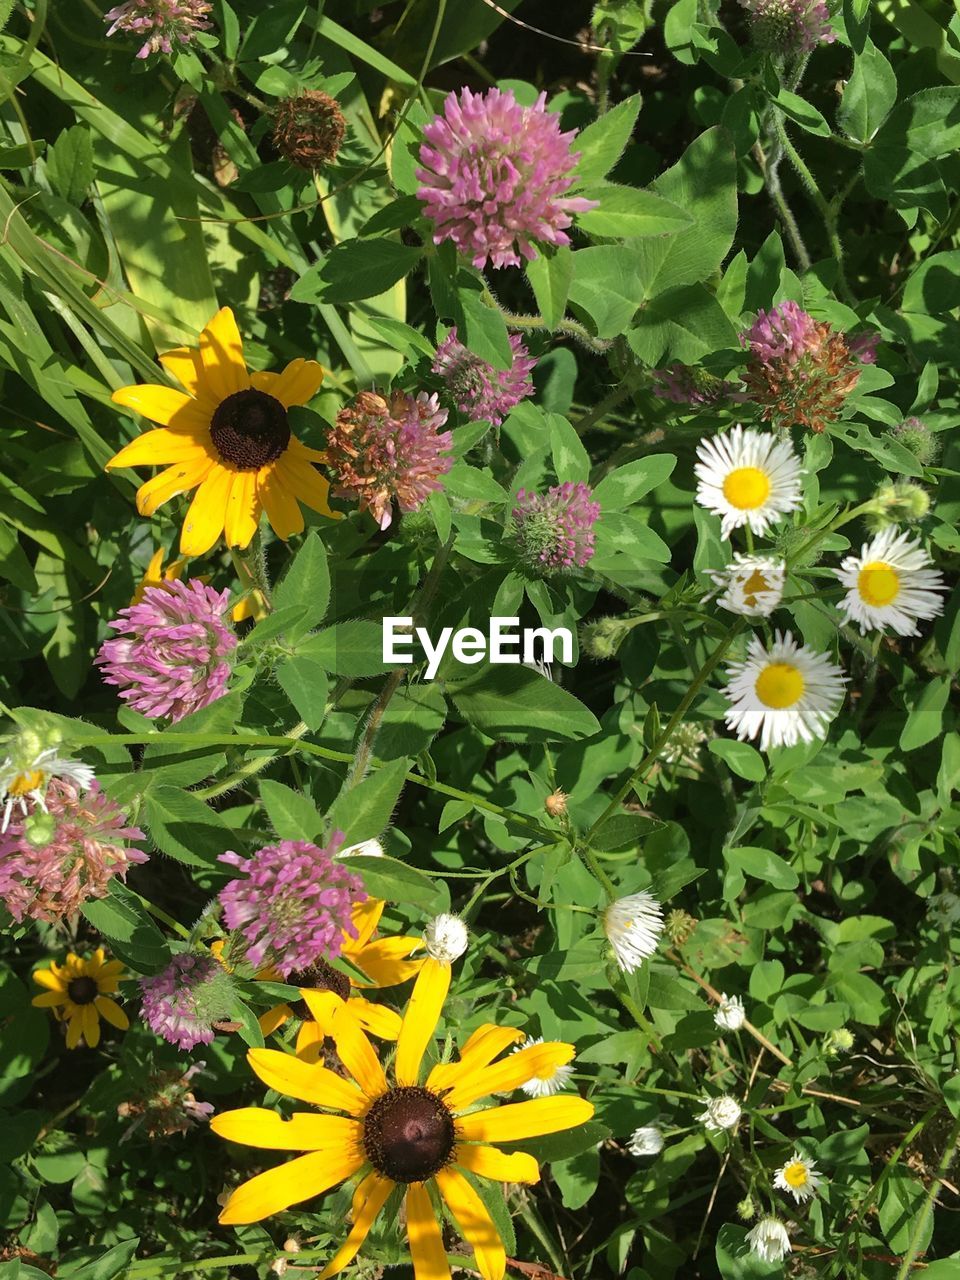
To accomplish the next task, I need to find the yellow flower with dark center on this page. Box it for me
[106,308,335,556]
[257,898,425,1061]
[31,950,129,1049]
[213,959,593,1280]
[131,546,188,605]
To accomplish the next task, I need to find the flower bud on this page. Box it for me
[544,789,568,817]
[737,1195,757,1221]
[888,417,940,467]
[580,616,627,660]
[865,479,932,531]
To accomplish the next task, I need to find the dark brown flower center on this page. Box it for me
[67,976,98,1005]
[289,959,351,1018]
[210,389,290,470]
[362,1086,455,1183]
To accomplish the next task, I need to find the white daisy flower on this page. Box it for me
[774,1151,822,1203]
[714,993,746,1032]
[723,630,845,752]
[422,913,469,964]
[628,1124,664,1156]
[512,1036,575,1098]
[337,838,385,859]
[746,1217,791,1263]
[698,1094,741,1132]
[835,526,946,636]
[0,747,96,833]
[694,425,803,538]
[707,553,786,618]
[603,891,665,973]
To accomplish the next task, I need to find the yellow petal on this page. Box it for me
[223,468,261,549]
[108,427,211,470]
[295,1021,325,1063]
[331,1006,388,1100]
[299,989,342,1036]
[32,991,68,1008]
[112,384,211,432]
[350,937,424,989]
[259,1004,292,1037]
[351,998,402,1042]
[159,346,205,397]
[274,452,337,517]
[395,958,451,1087]
[246,1048,367,1116]
[455,1144,540,1185]
[179,464,234,556]
[287,435,328,463]
[81,1004,100,1048]
[349,898,386,951]
[317,1172,394,1280]
[428,1025,524,1095]
[199,307,249,402]
[257,462,305,541]
[98,960,125,978]
[251,358,324,408]
[435,1166,505,1280]
[32,969,66,992]
[443,1042,575,1112]
[455,1096,594,1144]
[65,1012,84,1049]
[218,1146,363,1225]
[211,1108,362,1152]
[137,455,215,518]
[406,1182,451,1280]
[95,997,129,1031]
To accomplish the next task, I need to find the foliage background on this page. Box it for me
[0,0,959,1277]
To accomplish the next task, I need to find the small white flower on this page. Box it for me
[627,1124,664,1156]
[836,526,946,636]
[698,1094,741,1132]
[929,892,960,929]
[423,913,469,964]
[746,1216,791,1263]
[0,747,95,833]
[694,425,803,538]
[723,630,845,752]
[707,553,786,618]
[658,722,708,766]
[512,1036,575,1098]
[774,1151,822,1203]
[337,838,385,859]
[603,892,665,973]
[714,993,746,1032]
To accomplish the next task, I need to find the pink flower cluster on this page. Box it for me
[513,482,601,573]
[0,780,147,923]
[433,328,536,426]
[740,0,834,53]
[326,390,452,530]
[104,0,212,59]
[651,364,742,407]
[417,87,596,270]
[96,580,236,723]
[140,954,234,1051]
[218,834,365,977]
[744,300,820,364]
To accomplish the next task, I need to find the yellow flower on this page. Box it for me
[31,950,129,1049]
[257,898,425,1061]
[213,959,593,1280]
[132,546,188,605]
[107,307,336,556]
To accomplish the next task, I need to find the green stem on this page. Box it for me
[580,843,617,900]
[894,1112,960,1280]
[487,302,613,353]
[762,137,812,272]
[576,368,645,437]
[194,722,310,800]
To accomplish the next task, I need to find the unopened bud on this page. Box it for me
[888,417,940,467]
[545,789,568,817]
[24,810,56,847]
[580,616,627,660]
[737,1195,757,1221]
[664,908,697,945]
[865,479,932,531]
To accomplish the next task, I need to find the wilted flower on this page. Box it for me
[327,390,452,530]
[741,302,865,432]
[603,892,665,973]
[740,0,833,54]
[96,580,237,723]
[835,527,945,637]
[118,1062,215,1140]
[218,835,365,977]
[417,87,595,269]
[774,1151,823,1203]
[664,907,698,945]
[715,993,746,1031]
[698,1094,741,1132]
[746,1217,791,1263]
[512,482,601,573]
[0,738,95,833]
[433,327,536,426]
[545,789,568,817]
[104,0,212,58]
[628,1124,664,1156]
[707,554,786,618]
[0,781,147,923]
[272,91,347,169]
[513,1035,576,1097]
[651,364,740,407]
[140,953,236,1051]
[423,913,469,964]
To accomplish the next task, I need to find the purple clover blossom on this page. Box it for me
[743,301,821,364]
[104,0,213,59]
[217,835,365,977]
[433,327,536,426]
[739,0,834,54]
[96,580,236,724]
[651,364,744,407]
[416,87,597,270]
[140,954,235,1051]
[512,482,601,573]
[848,331,880,364]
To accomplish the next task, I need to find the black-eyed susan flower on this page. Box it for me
[107,308,335,556]
[212,959,594,1280]
[32,950,129,1048]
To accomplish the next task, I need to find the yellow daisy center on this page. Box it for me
[857,560,900,607]
[8,769,43,797]
[740,569,771,607]
[783,1160,809,1188]
[723,466,771,510]
[755,662,805,709]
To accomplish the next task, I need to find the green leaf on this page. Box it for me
[627,283,739,365]
[526,247,573,330]
[143,786,237,867]
[839,40,898,142]
[708,739,766,782]
[0,140,44,168]
[568,245,644,338]
[900,675,951,752]
[273,531,331,640]
[591,456,677,510]
[290,240,422,305]
[446,463,508,504]
[456,288,513,369]
[80,885,169,972]
[591,813,658,851]
[901,250,960,315]
[725,845,799,890]
[772,88,831,136]
[574,95,642,182]
[276,656,330,730]
[548,412,591,482]
[347,853,445,911]
[449,664,601,742]
[716,1225,782,1278]
[46,125,94,205]
[61,1239,141,1280]
[327,758,410,844]
[0,523,37,591]
[577,185,694,239]
[299,622,391,677]
[259,779,323,842]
